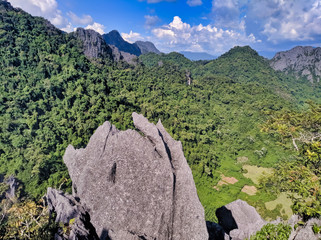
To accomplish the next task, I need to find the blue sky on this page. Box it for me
[7,0,321,58]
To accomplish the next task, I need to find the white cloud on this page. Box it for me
[8,0,105,35]
[187,0,202,7]
[121,31,144,43]
[247,0,321,42]
[8,0,67,27]
[211,0,246,30]
[144,15,160,29]
[67,12,93,25]
[61,23,75,33]
[151,16,260,55]
[85,22,105,35]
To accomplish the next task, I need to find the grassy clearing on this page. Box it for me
[194,153,287,222]
[243,165,273,185]
[265,192,293,220]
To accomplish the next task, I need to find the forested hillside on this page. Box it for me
[1,1,321,237]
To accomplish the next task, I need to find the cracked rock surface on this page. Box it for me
[63,112,208,240]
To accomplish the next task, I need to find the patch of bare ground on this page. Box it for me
[213,174,238,191]
[241,185,257,195]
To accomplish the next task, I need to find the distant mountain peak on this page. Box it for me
[222,46,259,57]
[103,30,141,56]
[102,31,160,56]
[180,51,216,61]
[106,30,122,39]
[135,41,160,54]
[270,46,321,83]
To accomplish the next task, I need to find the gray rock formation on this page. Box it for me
[108,44,138,65]
[71,28,113,60]
[216,199,266,240]
[287,216,321,240]
[46,187,99,240]
[5,175,18,199]
[135,41,161,55]
[270,46,321,83]
[63,113,208,240]
[0,175,19,200]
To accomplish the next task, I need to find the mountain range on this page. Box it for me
[180,51,217,61]
[103,30,160,56]
[1,0,321,239]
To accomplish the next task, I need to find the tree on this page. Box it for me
[261,103,321,219]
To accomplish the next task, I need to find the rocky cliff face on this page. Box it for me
[135,41,160,55]
[61,112,208,240]
[108,45,138,65]
[46,188,99,240]
[270,46,321,83]
[71,28,113,60]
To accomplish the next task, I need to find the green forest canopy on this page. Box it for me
[1,1,321,224]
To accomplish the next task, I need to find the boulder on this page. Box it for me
[63,112,208,240]
[46,187,99,240]
[216,199,265,240]
[290,218,321,240]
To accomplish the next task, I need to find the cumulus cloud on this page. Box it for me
[85,22,106,35]
[67,11,93,25]
[187,0,202,7]
[211,0,247,30]
[247,0,321,42]
[61,23,75,33]
[145,15,160,29]
[8,0,68,27]
[151,16,260,55]
[8,0,106,34]
[122,31,144,43]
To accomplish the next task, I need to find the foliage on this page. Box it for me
[0,194,58,239]
[249,223,292,240]
[1,1,321,226]
[1,200,57,239]
[312,223,321,234]
[261,103,321,219]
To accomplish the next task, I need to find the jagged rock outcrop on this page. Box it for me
[135,41,160,55]
[103,30,141,56]
[5,175,18,199]
[46,187,99,240]
[108,44,138,65]
[270,46,321,83]
[216,199,266,240]
[287,215,321,240]
[63,113,208,240]
[0,175,18,201]
[71,28,113,60]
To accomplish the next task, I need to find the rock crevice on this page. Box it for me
[63,112,208,240]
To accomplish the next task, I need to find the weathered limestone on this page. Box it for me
[63,113,208,240]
